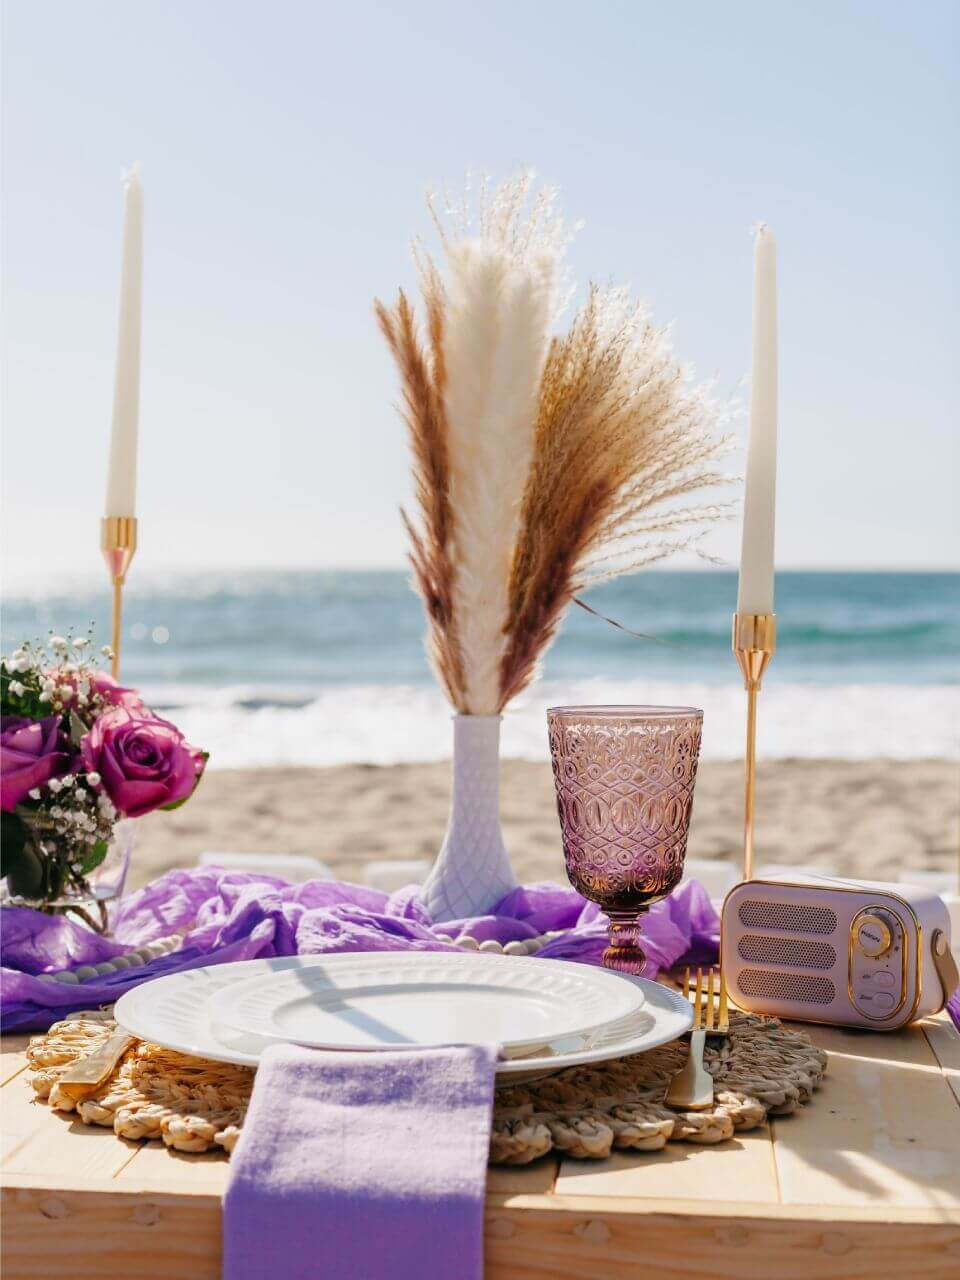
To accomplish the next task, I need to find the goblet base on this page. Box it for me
[602,909,647,976]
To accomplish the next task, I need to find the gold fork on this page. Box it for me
[665,966,729,1110]
[694,964,730,1039]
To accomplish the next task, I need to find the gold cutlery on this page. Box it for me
[665,965,728,1110]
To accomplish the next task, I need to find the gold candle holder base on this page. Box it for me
[732,612,776,883]
[101,517,138,680]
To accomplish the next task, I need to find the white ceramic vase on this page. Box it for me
[420,714,519,922]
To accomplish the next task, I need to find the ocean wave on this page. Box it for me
[146,679,960,768]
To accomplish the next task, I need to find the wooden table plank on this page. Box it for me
[484,1203,960,1280]
[486,1159,559,1197]
[0,1039,31,1086]
[922,1011,960,1109]
[1,1185,222,1280]
[4,1184,959,1280]
[773,1021,960,1209]
[1,1070,140,1182]
[555,1126,780,1204]
[116,1142,231,1195]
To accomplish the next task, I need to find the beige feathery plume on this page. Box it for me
[500,287,730,707]
[437,181,565,712]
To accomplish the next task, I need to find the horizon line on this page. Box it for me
[3,561,959,595]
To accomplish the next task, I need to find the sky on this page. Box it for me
[2,0,958,588]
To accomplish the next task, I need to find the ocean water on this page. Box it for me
[2,571,958,764]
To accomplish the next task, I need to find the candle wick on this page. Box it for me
[121,161,142,185]
[750,220,768,239]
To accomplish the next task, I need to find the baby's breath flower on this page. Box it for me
[60,774,74,787]
[59,687,73,702]
[86,771,101,787]
[100,646,113,658]
[47,778,62,793]
[73,637,89,650]
[38,691,52,703]
[8,680,25,697]
[28,788,41,800]
[49,636,68,652]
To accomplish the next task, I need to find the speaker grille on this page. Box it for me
[739,969,835,1005]
[737,934,836,969]
[738,899,838,935]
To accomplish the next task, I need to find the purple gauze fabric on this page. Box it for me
[223,1042,497,1280]
[0,868,720,1031]
[949,990,960,1034]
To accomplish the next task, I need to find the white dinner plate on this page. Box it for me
[114,956,693,1077]
[206,952,642,1056]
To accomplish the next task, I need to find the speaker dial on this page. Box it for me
[854,912,893,959]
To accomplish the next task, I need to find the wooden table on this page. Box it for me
[3,1014,960,1280]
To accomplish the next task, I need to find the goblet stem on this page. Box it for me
[602,909,647,975]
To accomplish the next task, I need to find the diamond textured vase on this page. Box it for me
[420,715,518,923]
[548,705,703,974]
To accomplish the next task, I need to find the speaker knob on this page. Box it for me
[855,913,892,958]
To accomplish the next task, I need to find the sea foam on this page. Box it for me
[146,679,960,768]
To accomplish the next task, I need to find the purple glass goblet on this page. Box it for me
[547,705,703,975]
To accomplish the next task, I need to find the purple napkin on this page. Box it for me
[223,1042,497,1280]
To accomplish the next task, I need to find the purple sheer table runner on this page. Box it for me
[0,869,721,1032]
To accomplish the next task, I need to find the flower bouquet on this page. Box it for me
[1,633,206,932]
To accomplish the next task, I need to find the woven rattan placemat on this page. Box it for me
[24,1004,826,1164]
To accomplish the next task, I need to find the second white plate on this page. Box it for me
[207,951,643,1055]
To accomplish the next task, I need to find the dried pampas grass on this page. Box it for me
[377,176,731,714]
[375,285,464,706]
[436,180,565,712]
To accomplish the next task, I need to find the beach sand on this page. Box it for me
[130,759,960,890]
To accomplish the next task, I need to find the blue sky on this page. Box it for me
[3,0,957,586]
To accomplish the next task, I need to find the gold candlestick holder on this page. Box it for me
[101,516,138,679]
[732,612,776,883]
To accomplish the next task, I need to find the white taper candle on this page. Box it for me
[104,165,143,517]
[737,224,778,615]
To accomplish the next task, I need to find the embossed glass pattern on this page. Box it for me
[547,705,703,974]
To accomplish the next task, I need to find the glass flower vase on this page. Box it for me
[1,818,135,935]
[420,714,519,923]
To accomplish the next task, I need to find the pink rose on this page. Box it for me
[81,707,205,818]
[50,669,144,711]
[1,716,72,811]
[90,672,144,710]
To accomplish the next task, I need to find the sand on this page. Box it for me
[129,759,960,891]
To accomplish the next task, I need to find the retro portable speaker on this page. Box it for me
[721,875,959,1030]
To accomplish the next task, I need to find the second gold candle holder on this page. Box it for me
[732,612,776,883]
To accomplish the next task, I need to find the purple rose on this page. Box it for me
[0,716,72,812]
[81,707,206,819]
